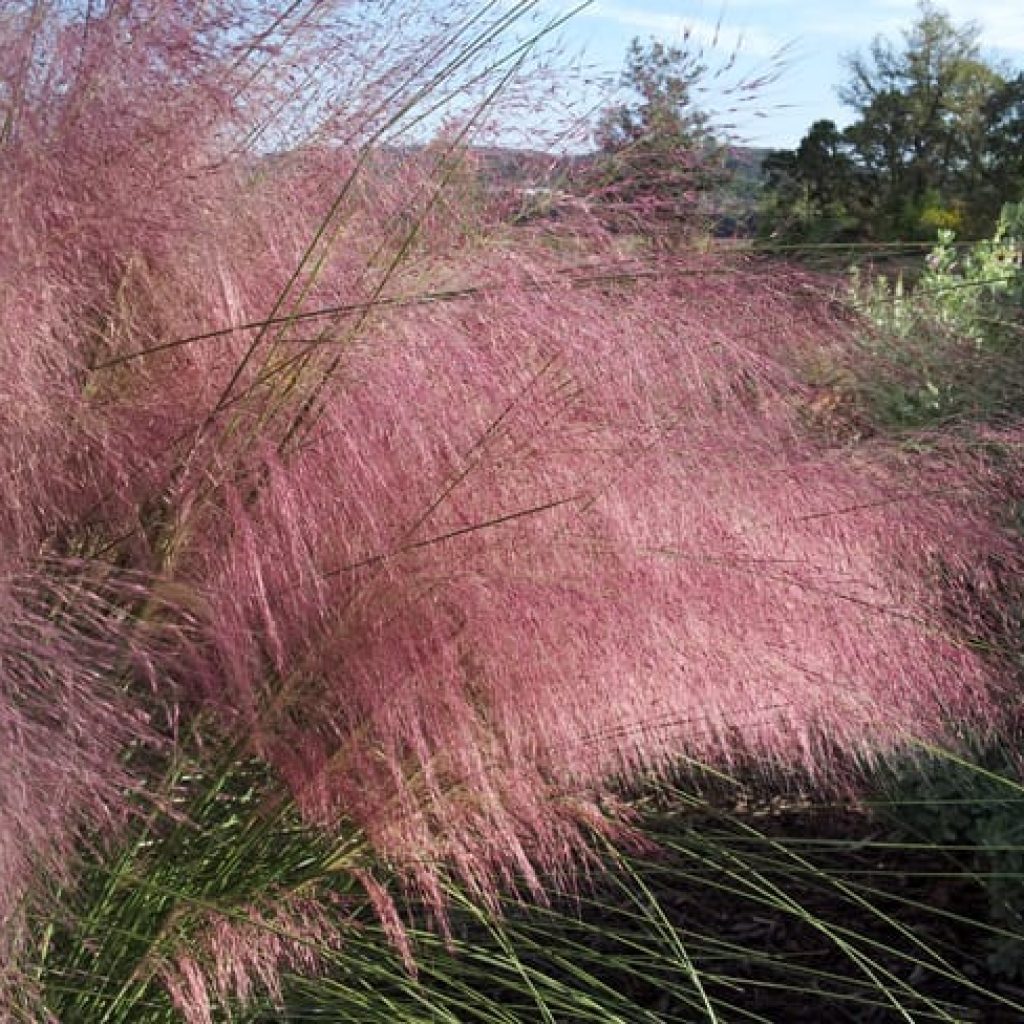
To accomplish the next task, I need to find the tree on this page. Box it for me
[593,37,721,236]
[760,120,861,241]
[980,73,1024,220]
[596,38,711,155]
[839,1,1005,233]
[761,3,1019,241]
[763,120,855,206]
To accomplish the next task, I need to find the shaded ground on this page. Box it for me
[395,789,1024,1023]
[609,800,1024,1022]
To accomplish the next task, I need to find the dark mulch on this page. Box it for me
[561,795,1024,1022]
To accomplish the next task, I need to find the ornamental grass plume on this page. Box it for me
[0,1,586,1012]
[2,2,1023,1020]
[184,256,1019,904]
[0,557,188,1015]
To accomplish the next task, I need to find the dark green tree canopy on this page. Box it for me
[839,3,999,202]
[763,119,855,207]
[982,73,1024,206]
[761,2,1023,242]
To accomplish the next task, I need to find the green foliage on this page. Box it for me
[981,73,1024,221]
[917,205,1024,343]
[847,202,1024,427]
[856,201,1023,344]
[35,750,363,1023]
[761,3,1024,242]
[37,740,1024,1021]
[596,38,712,157]
[869,744,1024,979]
[759,120,861,242]
[276,774,1024,1022]
[841,2,996,212]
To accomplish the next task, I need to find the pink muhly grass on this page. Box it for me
[1,1,585,1007]
[3,2,1023,1016]
[161,896,346,1024]
[182,253,1022,914]
[0,0,548,560]
[0,559,166,985]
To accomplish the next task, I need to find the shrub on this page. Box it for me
[845,203,1024,428]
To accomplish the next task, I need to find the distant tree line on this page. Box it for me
[760,2,1024,242]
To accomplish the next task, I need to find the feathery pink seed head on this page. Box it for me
[3,2,1022,1016]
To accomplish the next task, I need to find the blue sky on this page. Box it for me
[553,0,1024,148]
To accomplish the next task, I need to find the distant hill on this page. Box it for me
[470,144,770,236]
[471,143,768,184]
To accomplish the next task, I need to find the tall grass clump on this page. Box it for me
[2,2,1022,1020]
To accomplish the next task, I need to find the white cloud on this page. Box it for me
[939,1,1024,51]
[586,3,786,58]
[855,0,1024,52]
